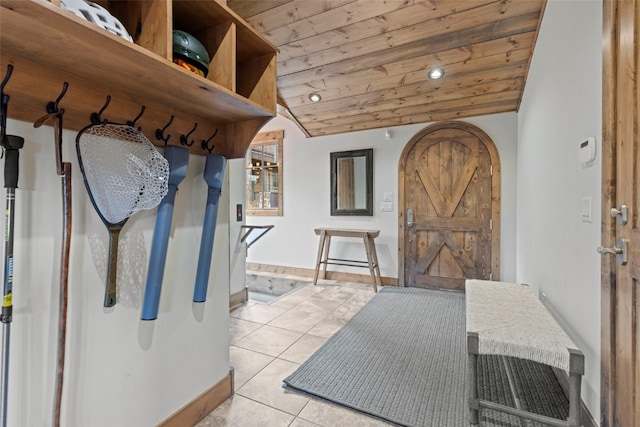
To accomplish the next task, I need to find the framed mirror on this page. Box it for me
[330,148,373,216]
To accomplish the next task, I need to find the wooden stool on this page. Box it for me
[312,228,382,292]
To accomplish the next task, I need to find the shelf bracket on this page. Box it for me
[240,224,274,250]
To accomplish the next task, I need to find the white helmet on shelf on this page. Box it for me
[60,0,133,42]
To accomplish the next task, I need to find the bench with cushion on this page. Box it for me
[466,279,584,427]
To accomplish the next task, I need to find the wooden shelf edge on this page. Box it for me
[0,0,276,158]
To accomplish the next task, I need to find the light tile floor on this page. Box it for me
[196,273,392,427]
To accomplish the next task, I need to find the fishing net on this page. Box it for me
[77,124,169,224]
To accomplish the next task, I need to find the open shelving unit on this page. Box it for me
[0,0,277,158]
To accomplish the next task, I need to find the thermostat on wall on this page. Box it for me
[579,137,596,167]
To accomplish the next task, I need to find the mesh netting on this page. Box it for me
[77,124,169,224]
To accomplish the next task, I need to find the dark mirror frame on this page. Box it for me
[330,148,373,216]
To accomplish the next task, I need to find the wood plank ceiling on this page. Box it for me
[227,0,546,137]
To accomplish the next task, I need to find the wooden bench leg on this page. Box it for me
[313,230,326,285]
[567,372,583,426]
[567,348,584,426]
[469,352,479,424]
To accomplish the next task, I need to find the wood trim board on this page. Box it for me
[229,286,249,309]
[246,262,398,286]
[156,368,234,427]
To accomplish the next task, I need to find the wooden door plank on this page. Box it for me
[417,167,446,218]
[399,153,407,286]
[413,275,464,291]
[445,157,478,217]
[416,238,445,274]
[405,148,418,286]
[416,217,481,232]
[441,140,455,278]
[475,139,493,279]
[423,140,441,277]
[601,0,618,422]
[442,231,478,279]
[614,1,637,424]
[632,11,640,426]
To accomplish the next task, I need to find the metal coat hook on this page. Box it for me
[155,115,174,146]
[126,105,145,130]
[34,82,69,128]
[33,82,69,175]
[180,122,198,147]
[47,82,69,114]
[201,128,218,153]
[90,95,111,125]
[0,64,13,96]
[1,64,14,135]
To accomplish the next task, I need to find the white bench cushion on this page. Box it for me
[466,279,580,371]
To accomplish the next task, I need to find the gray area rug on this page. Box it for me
[283,287,569,427]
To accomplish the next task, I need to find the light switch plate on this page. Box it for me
[383,192,393,202]
[380,202,393,212]
[581,197,592,223]
[579,137,596,167]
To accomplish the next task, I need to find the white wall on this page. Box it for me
[228,159,247,295]
[517,0,601,420]
[247,112,518,282]
[4,118,232,426]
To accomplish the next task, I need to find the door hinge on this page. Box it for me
[489,219,493,231]
[490,165,493,176]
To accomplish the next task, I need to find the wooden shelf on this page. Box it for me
[0,0,277,158]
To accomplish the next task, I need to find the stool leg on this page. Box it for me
[368,235,382,291]
[321,235,331,280]
[363,235,378,293]
[313,231,326,285]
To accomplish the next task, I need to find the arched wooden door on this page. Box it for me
[398,121,501,291]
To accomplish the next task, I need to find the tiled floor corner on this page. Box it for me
[197,274,392,427]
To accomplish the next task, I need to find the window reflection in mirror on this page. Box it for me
[331,149,373,216]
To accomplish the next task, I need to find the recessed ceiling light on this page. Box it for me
[308,93,322,102]
[427,68,445,80]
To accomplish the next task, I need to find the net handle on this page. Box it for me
[104,226,121,307]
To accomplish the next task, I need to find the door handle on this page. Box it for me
[610,204,628,225]
[597,238,628,265]
[407,208,414,227]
